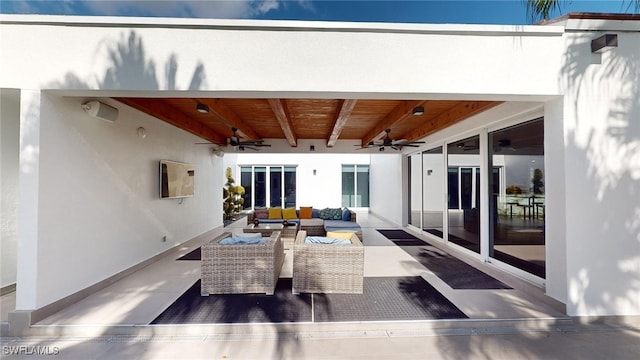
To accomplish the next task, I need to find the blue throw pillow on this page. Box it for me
[219,236,267,245]
[305,236,351,245]
[342,207,351,221]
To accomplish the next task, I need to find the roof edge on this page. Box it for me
[541,12,640,24]
[0,14,564,36]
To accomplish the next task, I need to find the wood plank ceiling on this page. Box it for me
[115,97,501,150]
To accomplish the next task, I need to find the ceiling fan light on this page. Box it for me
[412,106,424,116]
[196,103,209,114]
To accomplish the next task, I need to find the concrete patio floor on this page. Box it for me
[1,212,638,359]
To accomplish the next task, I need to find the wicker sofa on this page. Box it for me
[201,231,284,296]
[292,230,364,294]
[246,207,363,240]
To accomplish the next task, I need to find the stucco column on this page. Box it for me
[15,89,42,310]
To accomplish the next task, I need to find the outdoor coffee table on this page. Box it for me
[244,222,298,249]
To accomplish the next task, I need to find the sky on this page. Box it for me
[0,0,638,25]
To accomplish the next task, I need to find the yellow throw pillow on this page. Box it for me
[282,207,297,220]
[299,206,313,219]
[268,207,283,219]
[326,231,354,239]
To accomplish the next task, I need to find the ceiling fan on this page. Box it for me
[228,127,271,151]
[358,129,425,151]
[494,139,516,152]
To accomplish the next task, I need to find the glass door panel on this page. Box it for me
[447,135,481,254]
[356,165,370,207]
[422,147,444,238]
[254,166,266,208]
[408,154,422,227]
[284,166,296,208]
[489,118,546,278]
[240,166,252,209]
[270,166,282,207]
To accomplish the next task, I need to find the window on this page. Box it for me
[342,165,369,207]
[240,165,297,209]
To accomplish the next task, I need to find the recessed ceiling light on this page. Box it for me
[196,103,209,114]
[412,106,424,116]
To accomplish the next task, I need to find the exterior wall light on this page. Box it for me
[591,34,618,53]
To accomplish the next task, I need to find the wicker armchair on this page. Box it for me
[201,231,284,296]
[292,230,364,294]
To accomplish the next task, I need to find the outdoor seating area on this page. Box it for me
[246,206,363,240]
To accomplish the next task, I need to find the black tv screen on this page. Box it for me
[160,160,195,199]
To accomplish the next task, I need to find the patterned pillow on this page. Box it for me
[330,208,343,220]
[254,207,268,219]
[319,208,346,220]
[318,208,331,220]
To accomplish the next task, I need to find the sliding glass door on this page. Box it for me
[447,135,481,254]
[406,116,545,280]
[488,118,546,278]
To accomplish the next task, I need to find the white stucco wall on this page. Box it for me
[0,16,563,98]
[370,154,403,226]
[1,89,20,288]
[559,29,640,317]
[15,94,222,309]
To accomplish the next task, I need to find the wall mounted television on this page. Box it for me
[160,160,195,199]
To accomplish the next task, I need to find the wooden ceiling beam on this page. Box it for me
[199,98,261,140]
[361,100,427,146]
[268,99,297,147]
[402,101,503,142]
[327,99,358,147]
[115,98,227,145]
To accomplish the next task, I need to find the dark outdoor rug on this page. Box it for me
[399,246,512,290]
[377,229,420,240]
[176,247,201,261]
[390,238,429,246]
[424,229,479,253]
[151,278,312,324]
[313,276,467,322]
[378,229,429,246]
[152,277,467,324]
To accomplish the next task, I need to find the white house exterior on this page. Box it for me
[1,14,638,333]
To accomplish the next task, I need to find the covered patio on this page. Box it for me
[2,212,566,337]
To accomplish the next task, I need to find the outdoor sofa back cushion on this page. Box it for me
[299,206,313,219]
[254,207,269,219]
[282,207,297,219]
[268,207,283,219]
[319,208,343,220]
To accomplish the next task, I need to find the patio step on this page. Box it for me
[21,316,576,338]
